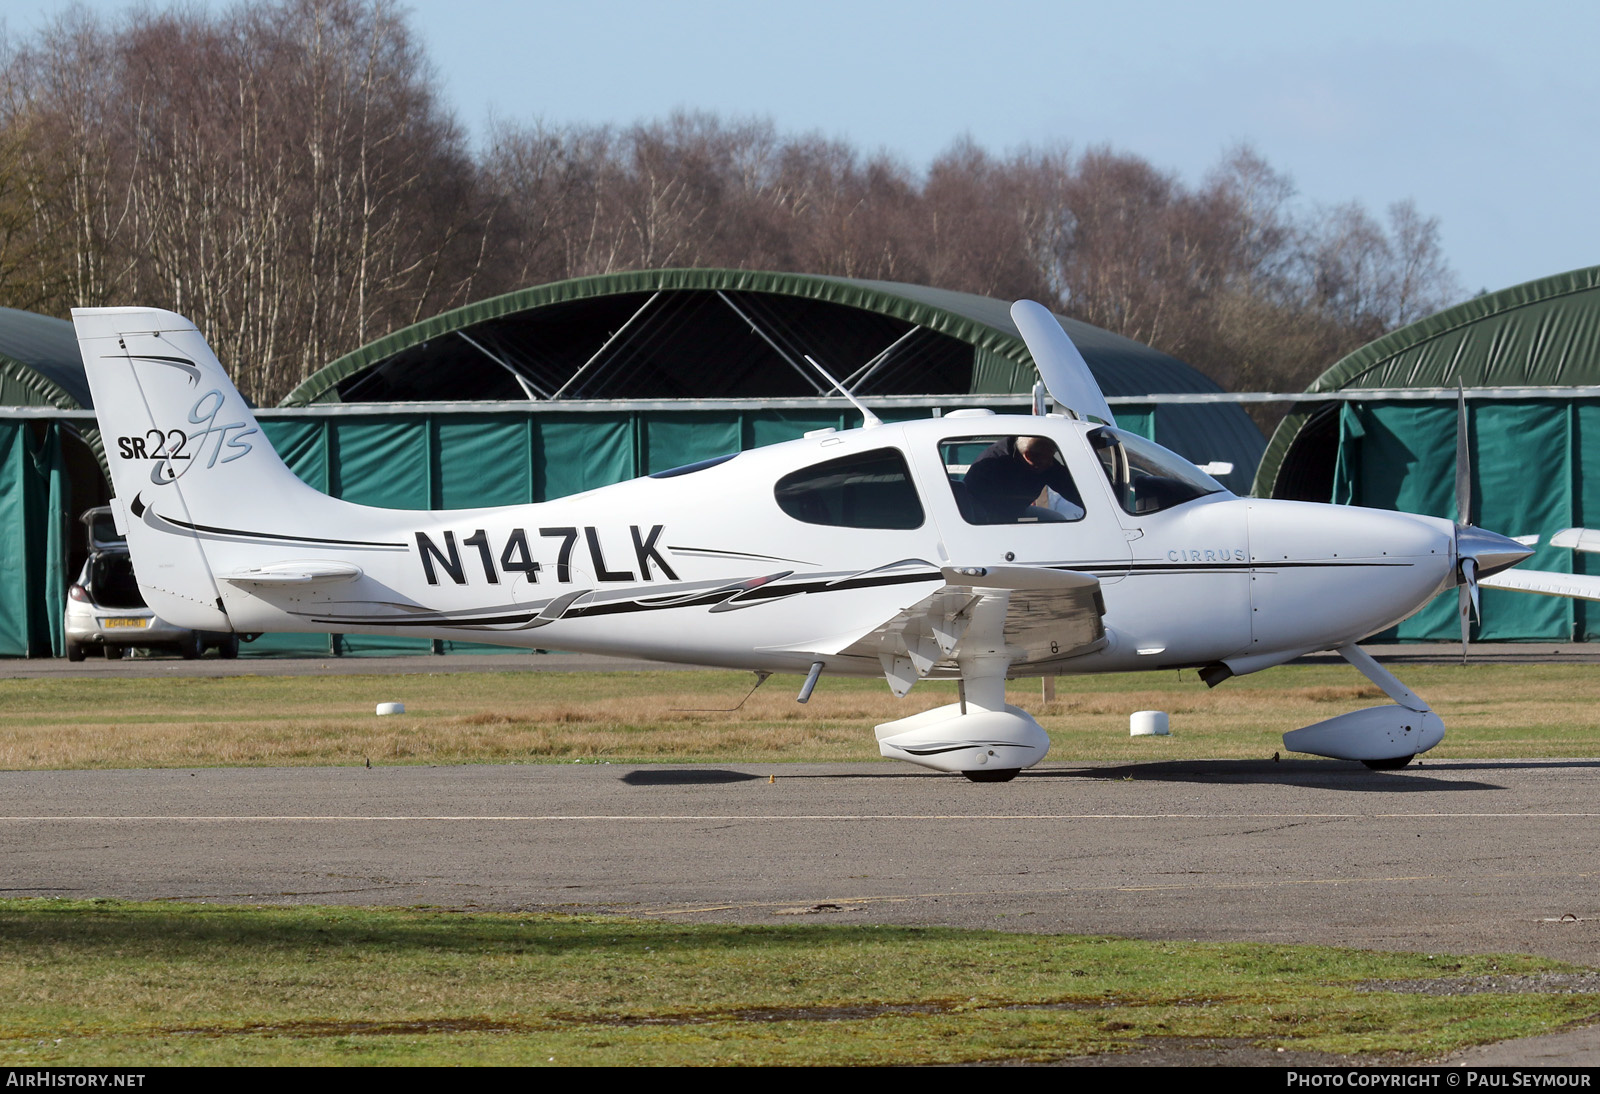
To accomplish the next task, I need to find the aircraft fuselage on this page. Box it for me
[175,413,1456,682]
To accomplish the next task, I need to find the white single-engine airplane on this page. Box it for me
[74,302,1543,781]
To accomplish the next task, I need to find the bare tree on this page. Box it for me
[0,6,1461,409]
[0,0,491,403]
[1384,198,1459,327]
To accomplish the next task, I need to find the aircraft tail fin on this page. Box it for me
[72,307,328,630]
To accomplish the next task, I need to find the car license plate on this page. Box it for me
[103,617,148,629]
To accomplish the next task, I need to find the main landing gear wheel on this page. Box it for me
[963,768,1021,783]
[218,634,240,659]
[1362,754,1415,771]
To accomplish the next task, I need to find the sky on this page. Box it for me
[9,0,1599,298]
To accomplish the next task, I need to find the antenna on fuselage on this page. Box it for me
[803,354,882,429]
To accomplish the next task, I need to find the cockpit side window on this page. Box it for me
[940,435,1086,525]
[774,447,924,529]
[1089,426,1226,515]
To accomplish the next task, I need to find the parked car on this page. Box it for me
[64,507,240,661]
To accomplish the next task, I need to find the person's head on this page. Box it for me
[1016,436,1058,470]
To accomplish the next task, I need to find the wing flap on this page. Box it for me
[819,565,1106,692]
[1000,582,1106,664]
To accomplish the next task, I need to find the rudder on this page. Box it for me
[72,307,319,630]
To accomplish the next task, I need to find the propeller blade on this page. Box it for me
[1010,300,1116,427]
[1455,382,1471,525]
[1459,556,1477,663]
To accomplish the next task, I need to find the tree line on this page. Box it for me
[0,0,1459,407]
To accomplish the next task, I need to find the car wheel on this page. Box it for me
[66,640,86,663]
[104,644,123,660]
[219,634,240,659]
[179,633,204,660]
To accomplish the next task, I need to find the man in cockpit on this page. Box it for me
[962,435,1085,523]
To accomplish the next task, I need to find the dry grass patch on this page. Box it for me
[3,660,1600,769]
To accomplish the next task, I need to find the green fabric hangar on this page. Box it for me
[0,307,106,658]
[2,269,1266,657]
[1255,265,1600,642]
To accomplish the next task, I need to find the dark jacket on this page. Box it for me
[962,437,1081,522]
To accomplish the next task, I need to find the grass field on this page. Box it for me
[2,661,1598,770]
[5,661,1600,1065]
[3,900,1596,1066]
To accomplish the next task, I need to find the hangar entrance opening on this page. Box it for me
[334,290,975,403]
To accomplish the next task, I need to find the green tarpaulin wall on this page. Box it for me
[0,420,68,656]
[1,406,1161,658]
[1255,266,1600,502]
[1333,400,1597,641]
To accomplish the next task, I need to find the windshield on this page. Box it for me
[1089,427,1227,515]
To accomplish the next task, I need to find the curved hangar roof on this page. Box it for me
[0,307,89,410]
[1255,265,1600,500]
[283,268,1265,486]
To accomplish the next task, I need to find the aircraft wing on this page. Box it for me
[827,564,1106,695]
[1479,568,1600,602]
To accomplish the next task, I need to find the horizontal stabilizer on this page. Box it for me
[221,561,364,586]
[1550,528,1600,554]
[1479,568,1600,602]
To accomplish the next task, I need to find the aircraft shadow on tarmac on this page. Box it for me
[621,769,766,786]
[622,768,981,785]
[1035,759,1503,793]
[614,758,1600,790]
[1423,759,1600,772]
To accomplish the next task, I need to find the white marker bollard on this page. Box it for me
[1130,710,1169,737]
[375,702,405,716]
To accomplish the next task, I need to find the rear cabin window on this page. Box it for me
[774,447,924,530]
